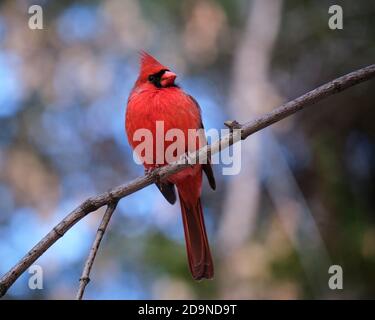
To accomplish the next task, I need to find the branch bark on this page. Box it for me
[76,200,118,300]
[0,64,374,297]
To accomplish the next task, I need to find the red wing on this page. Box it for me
[188,95,216,190]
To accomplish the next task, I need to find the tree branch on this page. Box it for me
[0,64,374,298]
[76,200,118,300]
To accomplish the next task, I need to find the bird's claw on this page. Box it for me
[144,165,162,184]
[181,153,195,168]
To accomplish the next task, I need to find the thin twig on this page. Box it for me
[76,201,118,300]
[0,64,374,297]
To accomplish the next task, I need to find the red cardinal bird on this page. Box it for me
[125,52,216,280]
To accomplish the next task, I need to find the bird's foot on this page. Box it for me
[144,165,162,184]
[180,152,196,168]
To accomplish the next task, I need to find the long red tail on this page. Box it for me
[178,193,214,280]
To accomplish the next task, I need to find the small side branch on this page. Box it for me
[76,201,118,300]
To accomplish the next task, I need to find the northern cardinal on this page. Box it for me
[125,52,216,280]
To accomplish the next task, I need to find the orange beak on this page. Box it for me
[160,71,177,87]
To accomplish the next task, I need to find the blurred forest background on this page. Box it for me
[0,0,374,299]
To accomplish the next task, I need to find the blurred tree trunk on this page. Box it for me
[217,0,332,298]
[217,0,283,298]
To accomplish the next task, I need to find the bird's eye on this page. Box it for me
[148,75,155,82]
